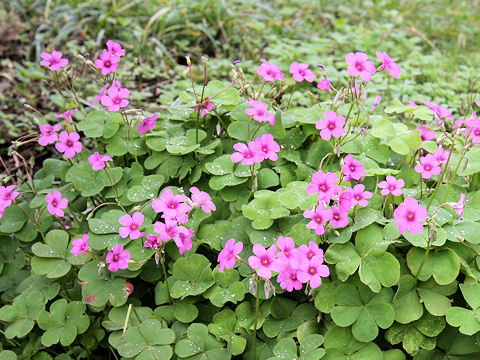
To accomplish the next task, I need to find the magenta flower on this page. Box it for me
[195,97,214,117]
[106,244,131,272]
[55,131,82,158]
[40,50,68,71]
[466,117,480,143]
[88,152,113,171]
[95,51,120,75]
[190,187,216,213]
[345,184,373,207]
[342,154,366,181]
[316,110,345,141]
[144,234,162,250]
[378,175,405,196]
[152,188,191,220]
[317,78,331,92]
[245,98,276,125]
[231,142,264,166]
[451,194,466,222]
[276,236,298,265]
[331,205,350,228]
[433,147,450,164]
[38,123,61,146]
[337,191,353,211]
[257,58,285,82]
[415,154,441,179]
[136,114,158,136]
[106,40,125,57]
[376,51,401,79]
[218,238,243,272]
[0,206,4,220]
[297,255,330,288]
[0,185,20,208]
[254,134,280,161]
[248,244,282,279]
[277,266,302,292]
[298,242,323,261]
[173,226,194,254]
[118,212,145,240]
[345,52,376,82]
[394,197,428,235]
[289,61,316,82]
[45,190,68,217]
[307,170,341,203]
[91,83,109,106]
[70,234,89,256]
[372,95,382,111]
[154,220,179,242]
[54,108,79,123]
[417,125,436,142]
[101,83,130,112]
[423,100,452,119]
[304,205,333,235]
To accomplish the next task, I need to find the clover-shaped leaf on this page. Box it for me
[102,305,153,331]
[174,323,230,359]
[446,283,480,335]
[242,190,290,230]
[407,247,460,285]
[127,174,165,202]
[0,291,44,339]
[82,278,130,308]
[203,268,246,307]
[31,229,71,278]
[331,282,394,342]
[208,309,246,356]
[37,299,90,346]
[323,326,383,360]
[170,254,215,299]
[206,155,252,190]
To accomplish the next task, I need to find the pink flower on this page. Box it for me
[277,266,302,292]
[95,51,120,75]
[173,226,194,254]
[417,125,436,142]
[231,142,264,166]
[316,110,345,141]
[378,176,405,196]
[342,154,366,181]
[337,191,353,211]
[195,97,214,117]
[298,241,323,260]
[106,40,125,57]
[276,236,298,265]
[91,83,109,106]
[55,131,82,158]
[423,100,452,119]
[0,185,20,207]
[0,206,4,220]
[40,50,68,71]
[289,61,316,82]
[154,220,179,242]
[345,184,373,207]
[71,234,89,256]
[144,234,162,250]
[372,95,382,111]
[307,170,341,203]
[415,154,441,179]
[38,123,61,146]
[451,193,466,222]
[106,244,131,272]
[254,134,280,161]
[331,205,349,228]
[297,255,330,288]
[189,187,216,213]
[248,244,282,279]
[345,52,376,82]
[304,204,333,235]
[88,152,113,171]
[218,238,243,272]
[376,51,401,79]
[54,108,79,123]
[257,58,285,82]
[317,78,331,92]
[409,101,419,108]
[433,147,450,164]
[245,98,276,125]
[152,188,191,221]
[118,212,145,240]
[466,117,480,143]
[45,190,68,217]
[394,197,428,235]
[101,83,130,112]
[136,114,158,136]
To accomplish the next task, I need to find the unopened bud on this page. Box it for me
[248,277,257,295]
[264,282,271,299]
[185,56,191,66]
[155,252,160,265]
[428,222,437,245]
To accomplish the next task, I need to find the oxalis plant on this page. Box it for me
[1,40,480,360]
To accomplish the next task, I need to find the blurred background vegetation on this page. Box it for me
[1,0,480,149]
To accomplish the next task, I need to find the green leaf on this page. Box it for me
[170,254,215,298]
[204,269,246,307]
[77,110,105,138]
[407,247,460,285]
[324,243,361,281]
[82,278,129,307]
[127,175,165,202]
[31,230,71,279]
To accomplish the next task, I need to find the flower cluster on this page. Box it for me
[38,121,83,159]
[245,98,276,125]
[231,134,280,165]
[94,40,125,76]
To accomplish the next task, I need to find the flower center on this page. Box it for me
[329,123,335,129]
[319,185,326,191]
[131,225,137,230]
[67,141,72,146]
[334,214,339,220]
[356,65,362,70]
[408,213,415,221]
[300,71,305,76]
[389,186,395,190]
[170,204,175,209]
[425,165,431,171]
[284,251,289,256]
[263,147,267,152]
[316,217,322,223]
[355,195,361,200]
[309,268,316,274]
[350,165,355,171]
[81,246,85,250]
[105,61,111,67]
[113,255,119,261]
[308,252,314,259]
[291,274,297,280]
[115,99,120,104]
[52,201,57,206]
[262,259,269,266]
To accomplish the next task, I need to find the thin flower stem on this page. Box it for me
[161,260,173,305]
[285,82,296,110]
[252,277,261,360]
[442,149,467,204]
[414,245,431,281]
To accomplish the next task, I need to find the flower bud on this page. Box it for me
[248,277,257,295]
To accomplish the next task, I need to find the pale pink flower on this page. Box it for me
[71,234,89,256]
[154,220,179,242]
[297,255,329,288]
[118,212,145,240]
[101,83,130,112]
[451,194,466,222]
[173,226,194,254]
[316,110,345,141]
[245,98,275,125]
[106,40,125,57]
[417,125,436,142]
[342,154,366,181]
[376,51,401,79]
[330,205,349,228]
[189,187,216,213]
[289,61,316,82]
[378,176,405,196]
[298,242,323,261]
[152,188,191,221]
[277,266,302,292]
[55,131,82,158]
[40,50,68,70]
[144,234,162,250]
[54,108,79,123]
[248,244,282,279]
[0,185,20,207]
[276,236,298,265]
[257,58,285,82]
[195,97,214,117]
[345,52,376,82]
[317,78,331,92]
[372,95,382,111]
[91,83,109,106]
[433,147,450,164]
[415,154,441,179]
[409,101,419,107]
[231,142,264,166]
[136,114,158,136]
[106,244,131,272]
[345,184,373,207]
[423,99,452,119]
[394,197,428,235]
[465,117,480,144]
[307,170,341,204]
[254,134,280,161]
[38,123,61,146]
[95,51,120,75]
[218,238,243,272]
[304,205,332,235]
[88,152,113,171]
[45,190,68,217]
[337,191,353,211]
